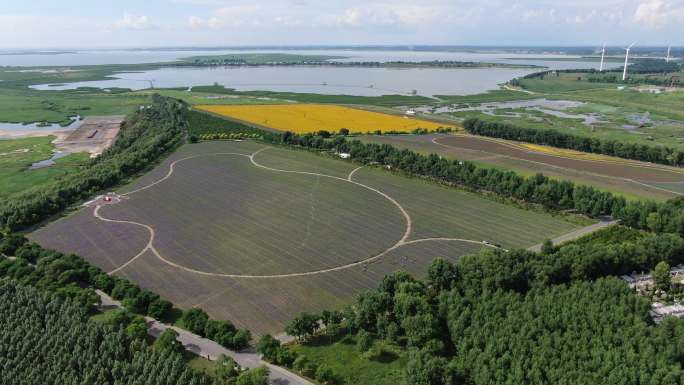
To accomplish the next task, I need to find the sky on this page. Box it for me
[1,0,683,48]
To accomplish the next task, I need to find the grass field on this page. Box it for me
[361,134,684,201]
[290,334,408,385]
[30,140,580,335]
[196,104,454,134]
[0,136,89,198]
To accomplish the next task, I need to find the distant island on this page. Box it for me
[176,53,541,69]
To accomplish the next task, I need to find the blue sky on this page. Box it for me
[2,0,682,48]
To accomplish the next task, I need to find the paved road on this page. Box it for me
[96,291,313,385]
[527,218,619,252]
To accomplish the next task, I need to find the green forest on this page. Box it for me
[0,281,213,385]
[264,226,684,385]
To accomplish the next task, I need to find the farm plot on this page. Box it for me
[362,134,684,201]
[196,104,453,134]
[31,140,580,335]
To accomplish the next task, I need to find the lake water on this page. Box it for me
[30,150,70,169]
[9,48,621,97]
[31,66,543,96]
[1,48,615,69]
[0,116,82,137]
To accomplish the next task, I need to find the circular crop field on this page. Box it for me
[99,152,406,276]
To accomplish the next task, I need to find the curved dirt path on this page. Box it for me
[94,205,156,275]
[123,152,251,196]
[95,146,502,278]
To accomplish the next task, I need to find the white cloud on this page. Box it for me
[112,13,154,30]
[187,4,263,29]
[633,0,684,28]
[321,3,443,28]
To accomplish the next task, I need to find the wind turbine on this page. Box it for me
[622,42,635,81]
[599,43,606,72]
[666,45,671,63]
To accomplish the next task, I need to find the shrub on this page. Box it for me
[181,308,209,336]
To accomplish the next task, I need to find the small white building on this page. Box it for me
[338,153,351,159]
[638,86,665,94]
[622,264,684,289]
[405,110,416,117]
[651,302,684,324]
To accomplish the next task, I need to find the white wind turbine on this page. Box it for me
[622,42,636,81]
[666,45,672,63]
[599,43,606,72]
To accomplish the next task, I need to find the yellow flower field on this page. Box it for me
[520,143,626,162]
[196,104,453,134]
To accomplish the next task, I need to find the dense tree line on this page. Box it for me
[283,224,684,385]
[464,117,684,166]
[0,281,213,385]
[0,95,187,231]
[180,308,251,350]
[178,58,534,69]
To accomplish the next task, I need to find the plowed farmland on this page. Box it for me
[30,140,580,335]
[362,134,684,201]
[196,104,453,134]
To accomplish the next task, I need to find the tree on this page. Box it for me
[232,329,252,350]
[147,298,173,320]
[293,355,314,376]
[653,261,671,291]
[236,366,269,385]
[125,316,148,341]
[315,364,336,384]
[215,354,239,384]
[256,334,281,362]
[339,128,350,136]
[154,328,184,355]
[406,349,449,385]
[182,308,209,336]
[541,239,555,255]
[285,312,319,341]
[356,330,373,353]
[427,258,457,291]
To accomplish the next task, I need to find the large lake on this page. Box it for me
[8,49,619,96]
[32,66,543,96]
[1,48,609,68]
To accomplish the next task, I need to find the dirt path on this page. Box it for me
[527,218,619,252]
[96,290,313,385]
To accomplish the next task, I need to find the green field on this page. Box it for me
[0,136,89,198]
[30,140,580,334]
[290,334,408,385]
